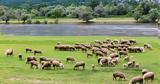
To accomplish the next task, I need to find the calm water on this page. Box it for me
[0,24,158,36]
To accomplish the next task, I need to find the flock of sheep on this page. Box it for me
[4,38,155,84]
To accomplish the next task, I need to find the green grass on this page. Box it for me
[0,36,159,84]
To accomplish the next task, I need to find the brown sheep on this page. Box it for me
[26,48,32,53]
[41,61,51,69]
[95,51,105,57]
[51,60,61,70]
[34,50,42,55]
[143,72,154,82]
[113,71,126,80]
[129,75,143,84]
[26,56,37,64]
[73,61,85,70]
[4,48,13,56]
[119,51,128,58]
[66,56,75,63]
[30,60,38,69]
[99,57,108,66]
[109,53,119,58]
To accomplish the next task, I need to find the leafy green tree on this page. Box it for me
[47,5,66,18]
[66,4,77,18]
[148,8,160,22]
[21,14,31,23]
[77,6,93,23]
[94,2,105,17]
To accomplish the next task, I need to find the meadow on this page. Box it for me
[0,36,159,84]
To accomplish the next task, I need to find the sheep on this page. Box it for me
[109,53,119,58]
[129,39,137,44]
[95,51,105,57]
[143,72,154,82]
[41,61,51,69]
[34,50,42,55]
[142,69,149,75]
[119,51,128,58]
[39,56,48,63]
[129,75,143,84]
[91,64,96,71]
[59,63,64,69]
[124,56,130,62]
[144,43,152,50]
[87,53,93,58]
[26,56,37,64]
[30,60,38,69]
[4,48,13,56]
[26,48,32,53]
[73,61,85,70]
[113,71,126,80]
[99,57,108,66]
[66,56,75,63]
[51,60,61,70]
[18,53,22,61]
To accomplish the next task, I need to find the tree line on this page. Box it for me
[0,0,159,24]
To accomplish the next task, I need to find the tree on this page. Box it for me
[1,9,14,24]
[77,6,93,23]
[47,5,66,18]
[21,14,31,23]
[14,9,27,22]
[94,2,105,17]
[148,8,160,22]
[88,0,99,9]
[66,4,77,18]
[133,11,142,22]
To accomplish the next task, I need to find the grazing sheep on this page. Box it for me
[91,64,96,71]
[95,51,105,57]
[18,53,22,61]
[26,56,37,64]
[51,60,61,70]
[41,61,51,69]
[34,50,42,55]
[59,63,64,69]
[144,43,152,50]
[129,39,137,44]
[87,53,93,58]
[39,56,50,63]
[109,53,119,58]
[129,75,143,84]
[142,69,149,75]
[113,71,126,80]
[26,48,32,53]
[124,56,130,62]
[99,58,108,66]
[66,56,75,63]
[119,51,128,58]
[143,72,154,82]
[73,61,85,70]
[30,60,38,69]
[4,48,13,56]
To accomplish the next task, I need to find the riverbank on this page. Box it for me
[0,17,136,24]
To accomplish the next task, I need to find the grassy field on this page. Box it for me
[0,17,135,24]
[0,36,159,84]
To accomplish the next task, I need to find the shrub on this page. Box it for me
[34,20,41,24]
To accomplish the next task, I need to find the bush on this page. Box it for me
[54,18,59,24]
[26,19,32,24]
[139,15,151,23]
[44,20,48,24]
[34,20,41,24]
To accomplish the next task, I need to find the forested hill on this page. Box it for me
[0,0,160,8]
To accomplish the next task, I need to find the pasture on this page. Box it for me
[0,36,159,84]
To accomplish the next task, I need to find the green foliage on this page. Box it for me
[54,18,59,24]
[34,20,41,24]
[77,6,93,23]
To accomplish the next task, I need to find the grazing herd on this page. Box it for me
[4,38,155,84]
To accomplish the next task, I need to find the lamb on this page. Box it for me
[143,72,154,82]
[113,71,126,80]
[73,61,85,70]
[51,60,61,70]
[18,53,22,61]
[41,61,51,69]
[119,51,128,57]
[91,64,96,71]
[129,75,143,84]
